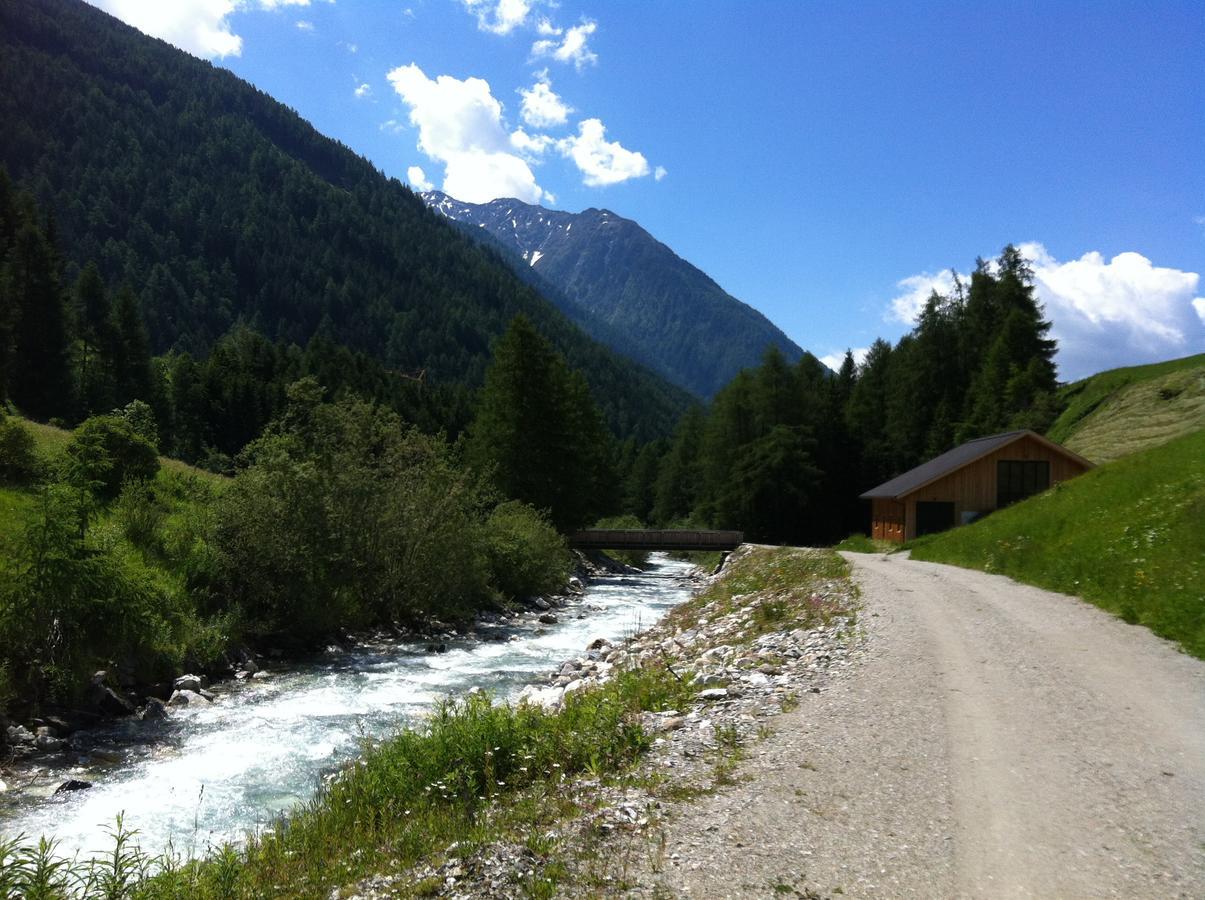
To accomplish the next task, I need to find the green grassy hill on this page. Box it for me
[910,428,1204,658]
[1047,353,1205,463]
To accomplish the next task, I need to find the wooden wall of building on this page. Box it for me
[871,498,905,542]
[869,434,1091,543]
[900,434,1089,540]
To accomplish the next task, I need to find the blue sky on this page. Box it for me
[90,0,1205,380]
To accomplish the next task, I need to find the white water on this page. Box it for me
[0,556,695,859]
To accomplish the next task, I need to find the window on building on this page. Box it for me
[996,460,1050,509]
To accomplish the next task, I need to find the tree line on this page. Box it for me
[622,245,1060,544]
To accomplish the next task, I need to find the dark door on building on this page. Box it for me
[996,460,1050,509]
[915,501,955,537]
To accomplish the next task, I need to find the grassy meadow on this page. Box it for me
[1047,352,1204,461]
[910,428,1204,659]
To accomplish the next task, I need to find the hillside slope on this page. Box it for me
[1047,353,1205,462]
[424,191,807,397]
[0,0,689,440]
[910,428,1204,658]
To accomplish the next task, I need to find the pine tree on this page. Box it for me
[108,284,154,406]
[8,220,71,419]
[72,262,114,417]
[467,315,614,531]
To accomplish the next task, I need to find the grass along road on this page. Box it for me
[637,551,1204,898]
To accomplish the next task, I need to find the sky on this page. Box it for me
[87,0,1205,381]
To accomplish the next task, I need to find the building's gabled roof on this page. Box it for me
[859,430,1092,500]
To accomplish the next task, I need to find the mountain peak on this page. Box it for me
[422,191,806,397]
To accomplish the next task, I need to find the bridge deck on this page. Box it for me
[568,529,743,552]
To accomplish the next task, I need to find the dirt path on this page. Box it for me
[643,552,1205,898]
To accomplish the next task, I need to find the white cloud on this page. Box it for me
[654,165,667,182]
[407,166,434,192]
[557,118,650,186]
[819,347,869,373]
[1019,242,1205,380]
[295,19,314,31]
[888,245,1205,381]
[518,75,571,128]
[386,63,545,204]
[887,269,963,324]
[87,0,329,58]
[510,128,553,157]
[338,40,358,53]
[532,20,598,69]
[461,0,533,35]
[89,0,243,58]
[379,119,405,134]
[354,82,371,98]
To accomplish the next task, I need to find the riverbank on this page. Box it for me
[338,544,862,897]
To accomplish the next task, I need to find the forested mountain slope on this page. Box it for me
[0,0,689,440]
[424,191,807,398]
[1045,353,1204,463]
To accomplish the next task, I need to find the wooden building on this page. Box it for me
[860,430,1093,543]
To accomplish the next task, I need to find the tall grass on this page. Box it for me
[0,667,695,898]
[911,428,1204,658]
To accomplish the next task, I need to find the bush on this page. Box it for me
[114,478,167,552]
[0,415,39,484]
[483,500,571,600]
[66,415,159,500]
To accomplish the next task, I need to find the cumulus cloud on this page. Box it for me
[461,0,533,35]
[386,63,545,204]
[87,0,327,58]
[532,20,598,70]
[354,82,371,98]
[510,128,554,157]
[654,165,668,182]
[89,0,243,57]
[888,245,1205,380]
[819,347,870,373]
[295,19,314,31]
[1019,242,1205,380]
[518,74,571,128]
[887,269,964,324]
[557,118,650,186]
[407,166,434,191]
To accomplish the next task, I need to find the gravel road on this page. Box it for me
[647,552,1205,898]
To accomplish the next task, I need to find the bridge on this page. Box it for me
[567,529,744,552]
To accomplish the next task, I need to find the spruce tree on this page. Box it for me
[467,315,614,531]
[8,221,71,419]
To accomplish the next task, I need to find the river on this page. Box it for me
[0,555,697,860]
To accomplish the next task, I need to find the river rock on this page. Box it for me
[54,779,92,794]
[168,689,211,707]
[6,724,34,746]
[531,597,552,611]
[697,688,730,701]
[140,698,170,721]
[174,674,205,692]
[517,684,564,710]
[538,613,558,625]
[91,685,135,717]
[35,734,66,752]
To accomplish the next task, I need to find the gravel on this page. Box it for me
[632,551,1205,898]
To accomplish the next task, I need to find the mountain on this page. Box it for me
[422,191,808,398]
[0,0,690,441]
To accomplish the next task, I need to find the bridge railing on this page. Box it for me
[567,529,744,552]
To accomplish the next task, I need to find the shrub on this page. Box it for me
[66,415,159,501]
[114,478,167,552]
[483,500,571,600]
[0,415,39,484]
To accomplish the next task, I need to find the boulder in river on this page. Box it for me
[174,674,205,692]
[168,689,211,707]
[54,779,92,795]
[538,613,558,625]
[140,698,170,721]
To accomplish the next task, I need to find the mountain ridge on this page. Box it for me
[0,0,690,441]
[422,190,809,398]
